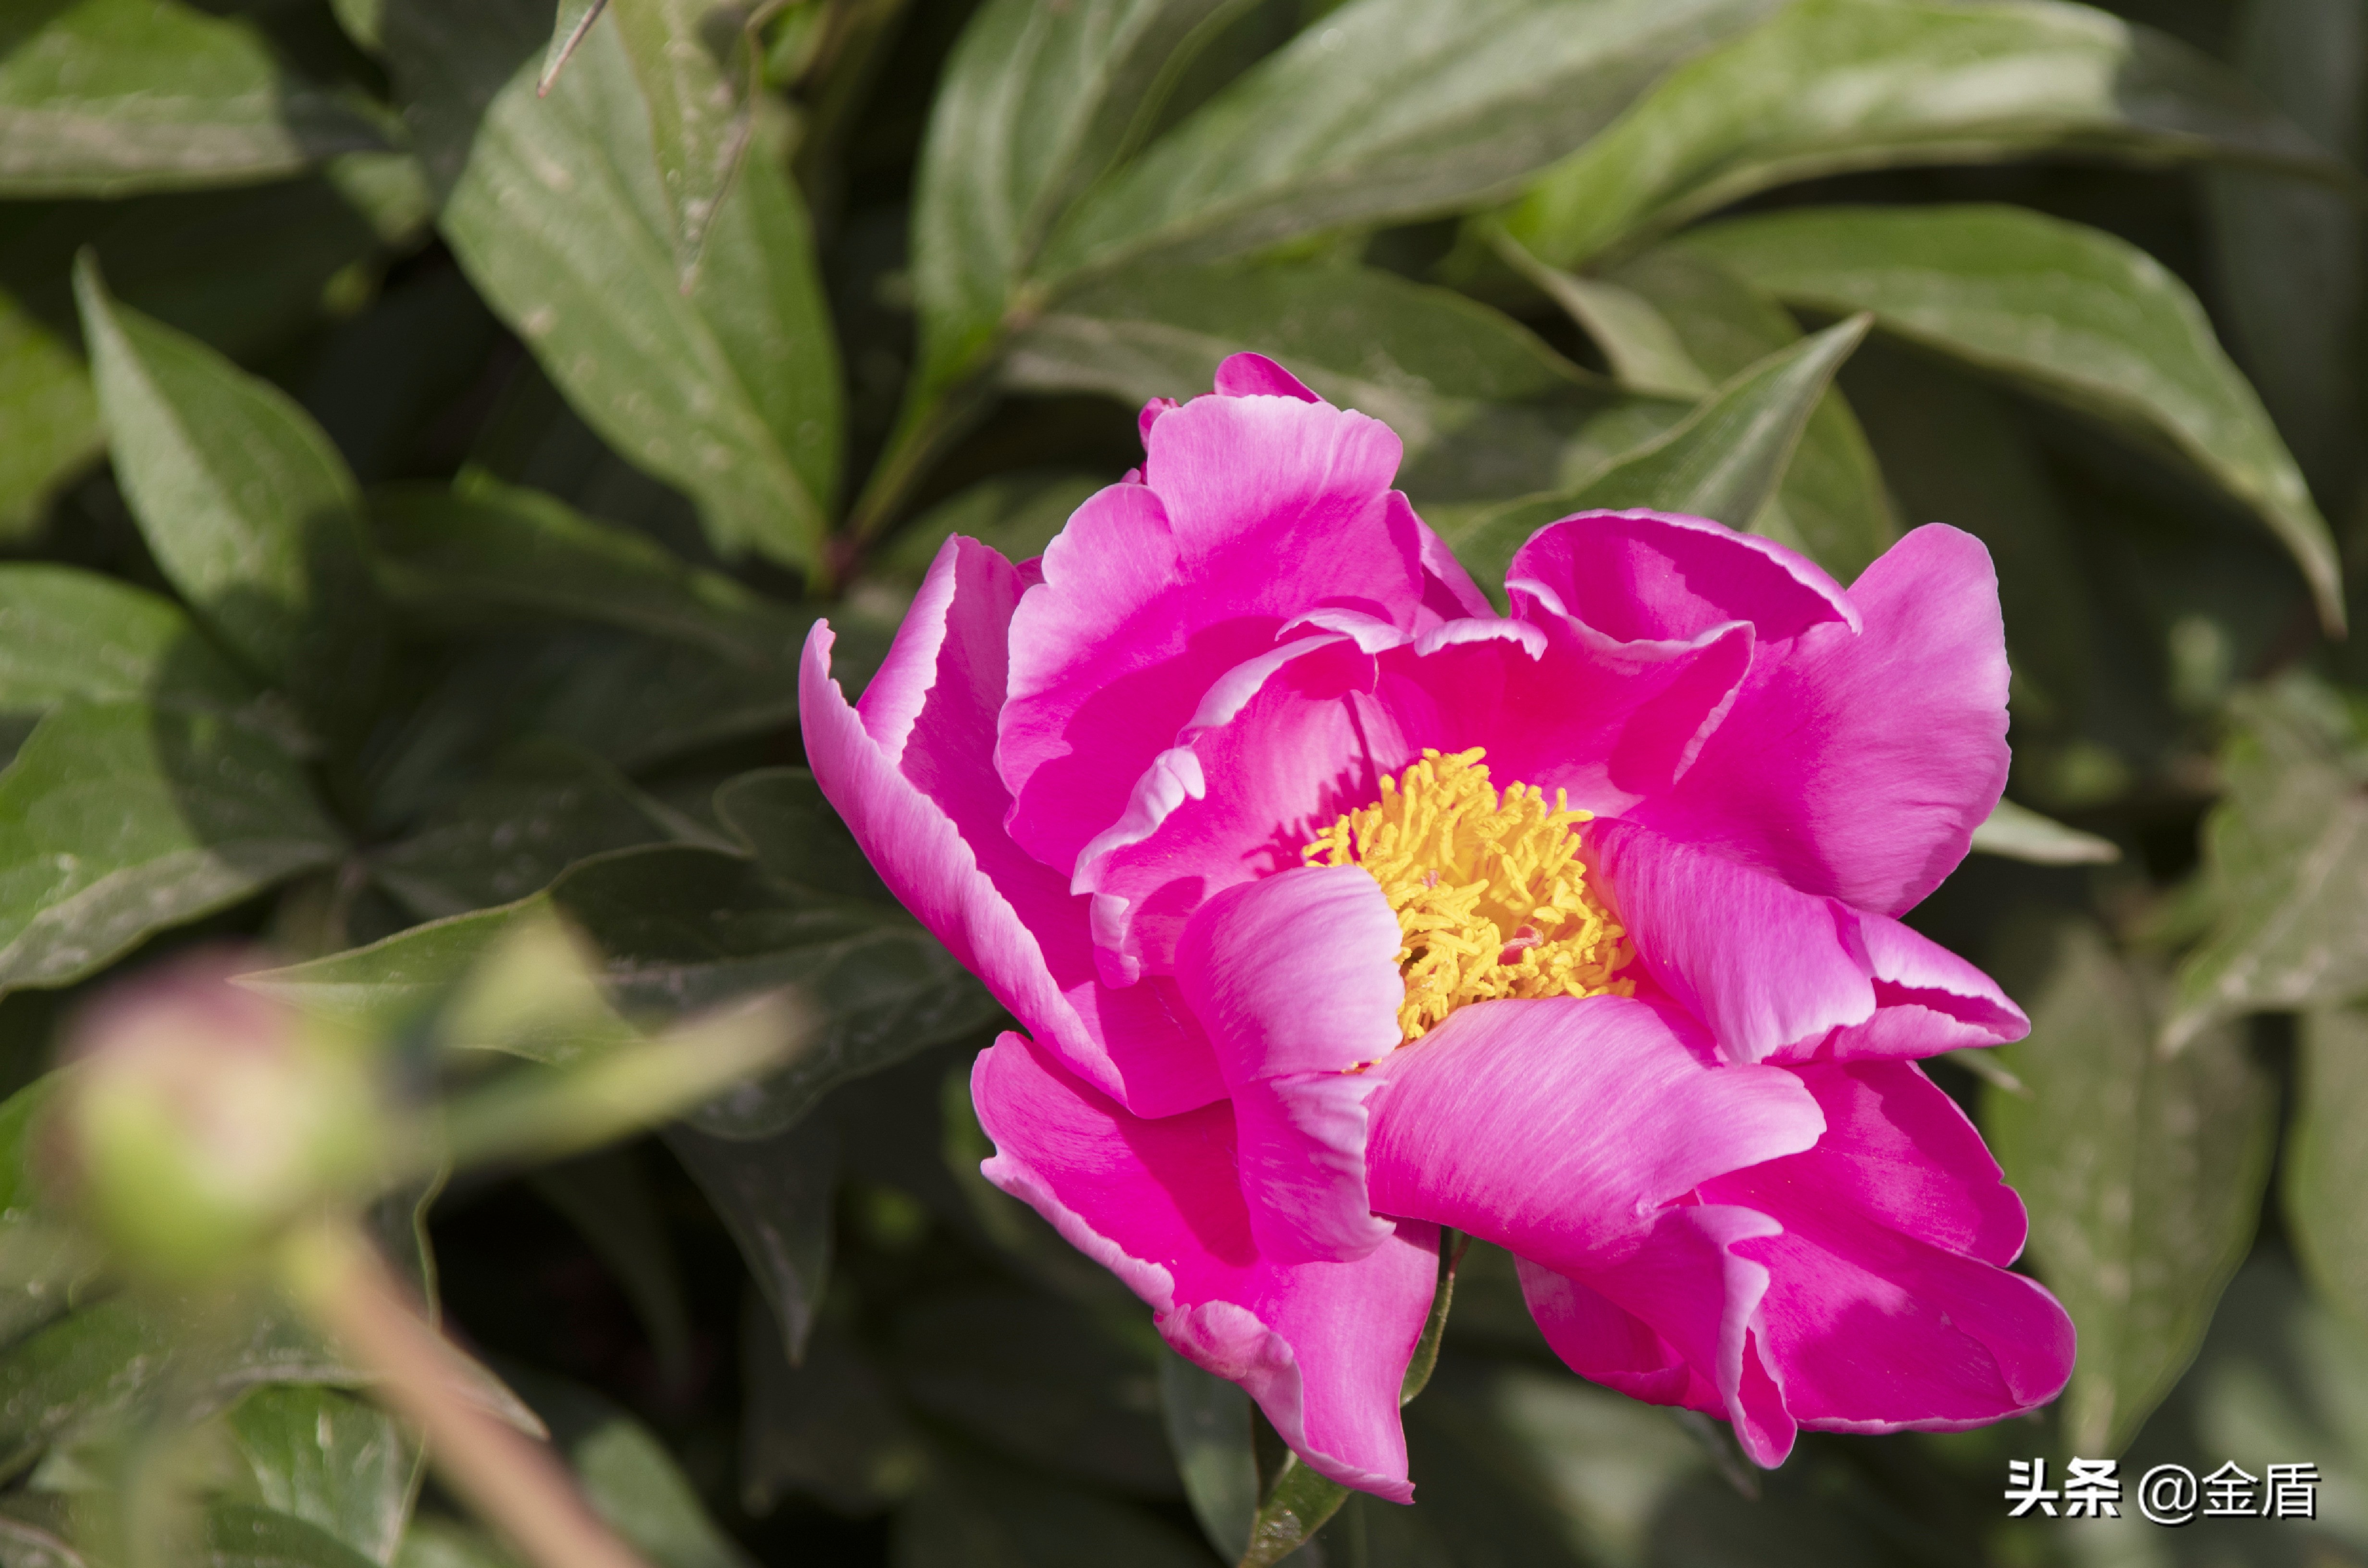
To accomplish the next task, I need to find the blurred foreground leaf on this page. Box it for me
[214,1384,417,1566]
[1986,917,2275,1454]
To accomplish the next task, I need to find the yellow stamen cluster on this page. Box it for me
[1303,748,1635,1042]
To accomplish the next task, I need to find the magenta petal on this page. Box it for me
[1513,1258,1693,1407]
[1363,995,1823,1276]
[1177,866,1403,1262]
[1591,820,2027,1065]
[1629,524,2011,916]
[1214,351,1321,402]
[971,1032,1438,1499]
[1509,509,1856,648]
[1528,1206,1798,1465]
[801,538,1223,1116]
[999,391,1425,876]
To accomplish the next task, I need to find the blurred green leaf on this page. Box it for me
[214,1385,417,1566]
[370,478,812,671]
[668,1117,835,1365]
[2164,684,2368,1050]
[389,0,841,573]
[0,566,267,748]
[912,0,1239,397]
[1439,313,1869,586]
[527,1148,695,1387]
[372,740,702,920]
[512,1373,752,1568]
[540,0,609,91]
[1680,204,2346,631]
[0,702,342,993]
[0,1506,81,1568]
[1985,916,2276,1455]
[0,0,382,196]
[892,1452,1212,1568]
[1500,0,2340,270]
[1969,798,2118,865]
[73,257,386,730]
[740,1300,922,1516]
[392,1518,519,1568]
[203,1502,382,1568]
[1035,0,1780,283]
[0,1078,102,1352]
[878,471,1104,586]
[2288,1005,2368,1341]
[1527,244,1896,577]
[1160,1350,1256,1563]
[891,1285,1176,1496]
[0,300,95,543]
[604,0,755,281]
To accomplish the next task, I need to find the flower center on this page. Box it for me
[1302,748,1636,1042]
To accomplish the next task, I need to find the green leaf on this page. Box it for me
[2163,685,2368,1050]
[1500,0,2339,270]
[1983,916,2276,1454]
[999,258,1617,506]
[392,1518,519,1568]
[0,0,382,196]
[604,0,754,281]
[1238,1445,1352,1568]
[369,478,813,671]
[526,1149,695,1385]
[739,1303,922,1516]
[372,740,701,920]
[1035,0,1781,284]
[894,1453,1212,1568]
[1160,1350,1257,1563]
[1678,203,2346,631]
[1438,314,1869,587]
[1525,244,1897,577]
[390,0,841,573]
[0,565,266,746]
[512,1374,752,1568]
[0,299,97,543]
[665,1120,835,1365]
[878,471,1106,586]
[539,0,609,92]
[912,0,1243,394]
[203,1502,382,1568]
[2289,1005,2368,1339]
[0,702,343,993]
[72,257,386,728]
[214,1386,416,1566]
[0,1078,103,1352]
[1969,798,2119,865]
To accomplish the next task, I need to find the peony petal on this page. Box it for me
[971,1032,1439,1499]
[802,538,1224,1116]
[1214,351,1321,402]
[999,389,1425,876]
[1590,820,2028,1065]
[1628,524,2011,916]
[1513,1258,1693,1407]
[1363,995,1823,1277]
[1508,509,1856,649]
[1520,1207,1797,1465]
[1175,866,1404,1262]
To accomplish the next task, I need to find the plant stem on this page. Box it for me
[280,1219,652,1568]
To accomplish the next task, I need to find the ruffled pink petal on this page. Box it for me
[801,538,1224,1117]
[1508,509,1856,649]
[1590,820,2026,1065]
[1696,1061,2073,1431]
[971,1032,1439,1500]
[1624,523,2011,916]
[1362,995,1823,1277]
[1520,1208,1797,1465]
[1076,613,1751,979]
[1214,351,1321,401]
[998,390,1426,876]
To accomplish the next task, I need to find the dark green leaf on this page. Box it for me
[740,1300,922,1516]
[710,769,885,906]
[1160,1350,1256,1563]
[1530,244,1896,577]
[892,1452,1211,1568]
[390,0,841,573]
[878,471,1107,586]
[372,740,700,920]
[912,0,1247,395]
[2286,1005,2368,1337]
[509,1373,752,1568]
[2163,684,2368,1049]
[73,258,385,726]
[214,1385,416,1566]
[1984,916,2276,1454]
[0,301,96,542]
[1438,314,1868,587]
[370,479,812,671]
[1679,204,2346,630]
[0,0,382,196]
[202,1501,382,1568]
[527,1148,695,1386]
[1238,1446,1350,1568]
[0,702,343,993]
[1500,0,2339,270]
[1035,0,1781,283]
[665,1120,835,1365]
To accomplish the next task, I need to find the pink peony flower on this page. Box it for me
[801,354,2074,1498]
